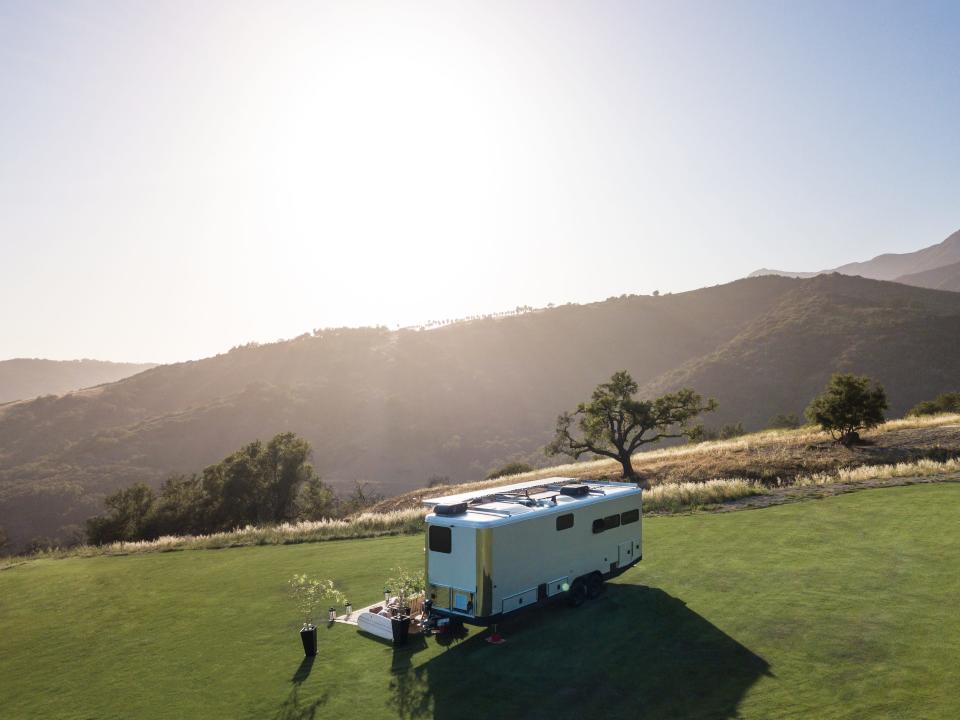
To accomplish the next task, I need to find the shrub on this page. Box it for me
[486,462,533,480]
[768,413,802,430]
[690,423,745,443]
[908,391,960,417]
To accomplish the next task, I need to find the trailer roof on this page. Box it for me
[422,477,588,507]
[424,478,641,527]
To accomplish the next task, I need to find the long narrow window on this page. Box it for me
[556,513,574,531]
[429,525,452,553]
[604,514,621,530]
[621,509,640,525]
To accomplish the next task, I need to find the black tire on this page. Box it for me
[568,578,588,607]
[587,573,604,599]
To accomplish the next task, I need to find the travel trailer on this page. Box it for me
[423,477,642,626]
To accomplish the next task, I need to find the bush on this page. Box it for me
[690,423,745,443]
[908,392,960,417]
[486,462,533,480]
[805,374,887,445]
[768,413,802,430]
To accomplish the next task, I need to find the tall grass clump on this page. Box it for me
[643,478,766,513]
[795,456,960,487]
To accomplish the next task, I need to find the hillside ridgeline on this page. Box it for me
[748,228,960,282]
[4,274,960,547]
[0,358,156,404]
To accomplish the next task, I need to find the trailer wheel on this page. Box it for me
[568,578,588,607]
[587,573,604,598]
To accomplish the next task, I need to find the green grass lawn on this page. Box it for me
[2,484,958,720]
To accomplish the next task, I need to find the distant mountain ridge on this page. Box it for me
[4,273,960,549]
[0,359,156,404]
[749,229,960,284]
[894,260,960,292]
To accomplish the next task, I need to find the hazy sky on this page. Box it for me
[2,1,959,364]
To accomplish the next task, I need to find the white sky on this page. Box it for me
[2,1,958,363]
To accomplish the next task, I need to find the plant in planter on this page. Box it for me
[385,566,425,616]
[383,567,425,646]
[288,575,346,656]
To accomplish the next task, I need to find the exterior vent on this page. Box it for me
[560,484,590,498]
[434,502,468,516]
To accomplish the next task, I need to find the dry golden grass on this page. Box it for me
[795,456,960,487]
[643,478,766,512]
[374,413,960,512]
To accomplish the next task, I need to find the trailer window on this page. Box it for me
[621,509,640,525]
[556,513,574,531]
[593,514,623,534]
[429,525,452,553]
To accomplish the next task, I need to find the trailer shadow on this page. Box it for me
[388,585,771,720]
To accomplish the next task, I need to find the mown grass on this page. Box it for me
[1,483,957,719]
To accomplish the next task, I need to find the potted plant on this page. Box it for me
[384,567,425,646]
[288,575,345,656]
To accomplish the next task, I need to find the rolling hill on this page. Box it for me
[0,358,156,404]
[749,228,960,283]
[895,259,960,292]
[3,273,960,547]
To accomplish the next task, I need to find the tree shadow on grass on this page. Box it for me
[272,656,328,720]
[389,585,771,720]
[291,656,314,685]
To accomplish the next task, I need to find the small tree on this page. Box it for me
[806,374,887,446]
[546,371,716,481]
[288,575,346,628]
[385,566,425,614]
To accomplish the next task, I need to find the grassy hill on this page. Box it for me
[2,483,958,719]
[4,274,960,548]
[0,358,155,404]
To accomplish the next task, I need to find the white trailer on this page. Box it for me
[423,477,642,626]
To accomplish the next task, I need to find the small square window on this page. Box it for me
[556,513,574,531]
[621,509,640,525]
[429,525,452,553]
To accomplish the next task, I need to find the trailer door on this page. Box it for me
[618,539,636,568]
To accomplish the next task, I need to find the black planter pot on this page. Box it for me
[391,616,411,646]
[300,624,318,656]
